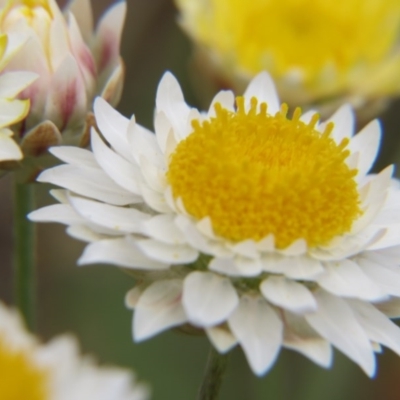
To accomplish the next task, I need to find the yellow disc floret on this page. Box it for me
[0,333,49,400]
[167,97,361,249]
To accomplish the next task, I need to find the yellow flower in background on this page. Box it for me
[176,0,400,118]
[0,302,150,400]
[0,0,126,157]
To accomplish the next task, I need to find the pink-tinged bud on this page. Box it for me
[0,0,126,153]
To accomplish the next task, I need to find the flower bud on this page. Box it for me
[0,0,126,154]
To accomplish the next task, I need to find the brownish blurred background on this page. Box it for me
[1,1,400,399]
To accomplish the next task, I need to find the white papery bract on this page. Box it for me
[0,302,150,400]
[30,71,400,377]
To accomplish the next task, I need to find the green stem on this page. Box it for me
[13,179,36,332]
[197,346,229,400]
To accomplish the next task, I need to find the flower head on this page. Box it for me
[30,71,400,376]
[0,301,150,399]
[0,0,126,156]
[175,0,400,118]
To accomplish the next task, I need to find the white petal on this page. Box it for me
[206,326,237,354]
[68,195,150,233]
[349,120,381,177]
[228,296,283,376]
[260,276,317,314]
[0,71,37,98]
[128,118,164,168]
[255,235,275,252]
[262,254,324,280]
[278,239,307,256]
[141,184,171,213]
[283,311,332,368]
[208,90,235,117]
[229,240,259,259]
[66,0,93,43]
[91,128,141,194]
[321,104,354,143]
[0,99,29,129]
[209,258,241,277]
[38,164,140,206]
[375,297,400,318]
[243,72,280,115]
[139,155,167,192]
[49,146,98,168]
[348,299,400,356]
[310,228,386,260]
[0,133,22,161]
[28,204,82,225]
[93,97,133,162]
[305,290,375,377]
[49,189,68,203]
[78,238,169,270]
[155,71,191,140]
[300,110,319,125]
[94,1,126,75]
[154,111,172,154]
[234,257,263,276]
[358,257,400,297]
[141,214,186,245]
[136,239,199,264]
[125,285,146,310]
[175,215,215,254]
[317,259,387,301]
[134,279,187,341]
[196,217,217,240]
[182,271,239,327]
[44,54,86,129]
[66,224,106,242]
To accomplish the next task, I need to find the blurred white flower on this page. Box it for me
[30,71,400,377]
[0,0,126,155]
[175,0,400,120]
[0,301,150,400]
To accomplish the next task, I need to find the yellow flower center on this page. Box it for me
[0,334,49,400]
[167,98,361,249]
[179,0,400,81]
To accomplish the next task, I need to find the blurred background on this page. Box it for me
[1,1,400,399]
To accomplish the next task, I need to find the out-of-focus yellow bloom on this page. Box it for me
[0,302,151,399]
[0,0,126,155]
[0,32,37,166]
[176,0,400,118]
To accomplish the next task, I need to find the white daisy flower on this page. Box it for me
[30,71,400,377]
[0,301,150,400]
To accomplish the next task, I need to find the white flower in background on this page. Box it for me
[175,0,400,120]
[0,302,150,400]
[0,32,37,165]
[0,0,126,156]
[30,71,400,377]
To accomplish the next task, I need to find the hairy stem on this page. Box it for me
[13,180,36,331]
[197,346,229,400]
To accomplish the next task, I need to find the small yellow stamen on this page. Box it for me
[167,97,361,249]
[0,334,49,399]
